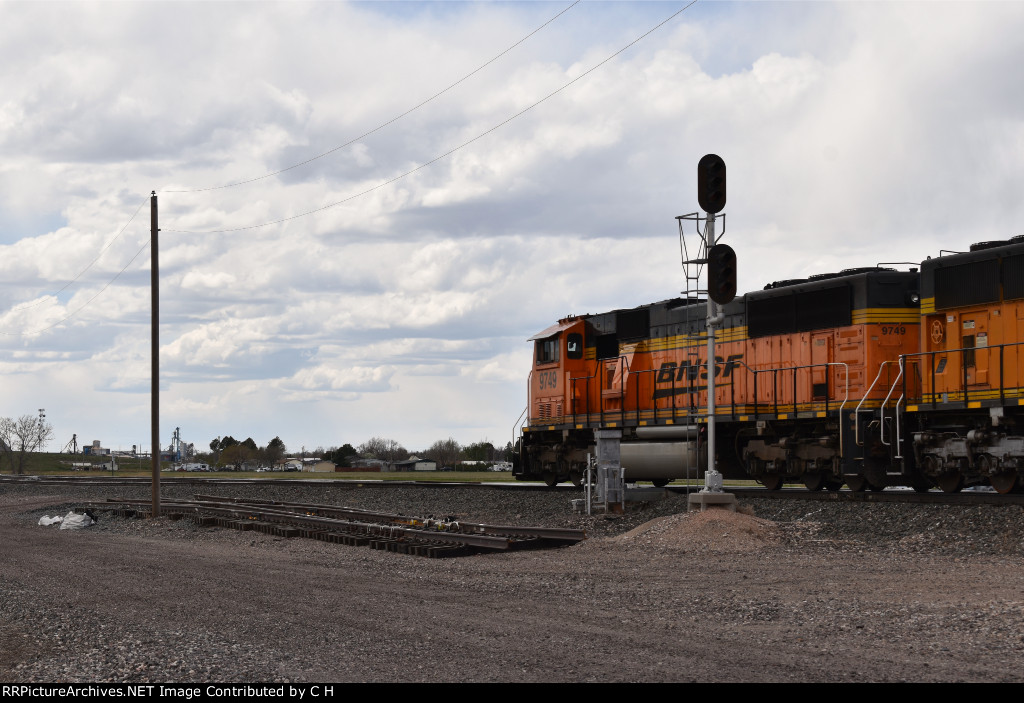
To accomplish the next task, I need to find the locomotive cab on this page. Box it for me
[519,316,592,485]
[528,316,588,426]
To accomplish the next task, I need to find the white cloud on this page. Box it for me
[0,1,1022,452]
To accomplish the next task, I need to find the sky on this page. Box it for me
[1,0,1022,457]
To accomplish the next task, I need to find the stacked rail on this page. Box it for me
[85,495,586,558]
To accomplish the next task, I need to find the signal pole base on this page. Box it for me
[687,491,737,513]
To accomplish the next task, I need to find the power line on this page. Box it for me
[0,4,581,334]
[161,0,581,194]
[7,196,149,314]
[0,236,151,337]
[0,1,697,334]
[165,0,699,235]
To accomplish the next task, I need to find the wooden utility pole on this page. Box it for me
[151,191,160,517]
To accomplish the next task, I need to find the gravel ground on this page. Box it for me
[3,480,1024,682]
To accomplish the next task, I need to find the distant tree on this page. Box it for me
[330,443,358,466]
[221,443,255,470]
[426,437,462,470]
[0,414,54,474]
[358,437,408,470]
[242,437,258,452]
[265,436,286,466]
[463,441,496,463]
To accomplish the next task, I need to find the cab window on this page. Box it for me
[536,336,559,364]
[566,332,583,360]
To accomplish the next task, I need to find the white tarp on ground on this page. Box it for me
[38,515,63,526]
[57,511,94,530]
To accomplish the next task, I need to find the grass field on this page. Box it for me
[2,454,517,483]
[3,452,749,487]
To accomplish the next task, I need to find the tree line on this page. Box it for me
[329,436,514,470]
[195,434,514,471]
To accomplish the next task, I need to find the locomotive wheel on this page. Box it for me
[760,475,784,491]
[542,472,559,488]
[651,478,670,488]
[990,471,1019,495]
[935,472,964,493]
[570,472,584,488]
[869,482,886,492]
[824,478,844,492]
[846,475,868,492]
[911,478,933,493]
[802,473,825,491]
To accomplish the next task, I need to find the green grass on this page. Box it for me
[6,455,766,488]
[1,456,518,483]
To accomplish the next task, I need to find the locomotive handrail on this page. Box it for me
[879,357,905,455]
[747,361,849,419]
[628,368,659,426]
[569,374,595,426]
[526,369,533,423]
[511,404,528,467]
[855,361,900,447]
[747,361,849,457]
[897,340,1024,408]
[594,355,631,427]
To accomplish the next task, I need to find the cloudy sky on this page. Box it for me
[1,0,1022,457]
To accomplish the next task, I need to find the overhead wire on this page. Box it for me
[165,0,699,234]
[2,0,699,334]
[0,2,584,334]
[7,195,149,314]
[161,0,581,194]
[0,237,151,337]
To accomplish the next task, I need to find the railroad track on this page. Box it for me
[6,474,1021,505]
[78,494,586,559]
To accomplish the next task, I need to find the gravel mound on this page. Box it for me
[610,509,781,552]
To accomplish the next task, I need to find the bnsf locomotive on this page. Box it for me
[515,236,1024,493]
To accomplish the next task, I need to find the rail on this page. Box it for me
[98,496,586,556]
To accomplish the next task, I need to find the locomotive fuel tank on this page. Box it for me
[620,426,702,481]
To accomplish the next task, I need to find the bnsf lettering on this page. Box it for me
[538,370,558,391]
[656,354,743,384]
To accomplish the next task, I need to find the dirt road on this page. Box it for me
[2,483,1023,682]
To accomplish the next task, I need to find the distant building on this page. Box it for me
[347,458,387,472]
[393,456,437,472]
[303,460,336,473]
[83,440,110,456]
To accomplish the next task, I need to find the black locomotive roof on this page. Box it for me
[563,268,920,346]
[747,268,918,307]
[921,237,1024,309]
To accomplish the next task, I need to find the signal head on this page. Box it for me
[707,243,737,305]
[697,154,726,214]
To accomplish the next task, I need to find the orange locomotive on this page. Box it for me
[516,236,1024,493]
[900,236,1024,492]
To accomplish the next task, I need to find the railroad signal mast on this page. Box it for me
[683,154,737,496]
